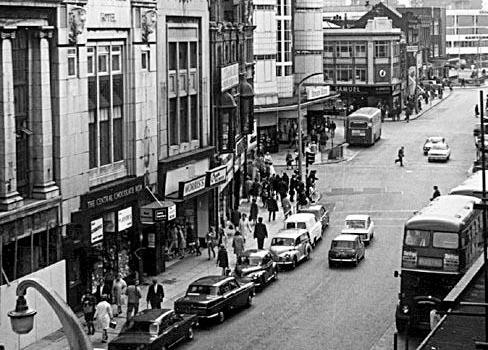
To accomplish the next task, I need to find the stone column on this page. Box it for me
[31,29,59,199]
[0,31,23,210]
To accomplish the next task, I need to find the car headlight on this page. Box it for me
[284,254,291,260]
[402,305,409,314]
[252,275,259,280]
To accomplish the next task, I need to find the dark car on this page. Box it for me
[328,234,365,267]
[234,249,278,290]
[174,276,254,324]
[298,203,330,236]
[108,309,197,350]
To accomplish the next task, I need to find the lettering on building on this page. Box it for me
[336,86,361,93]
[100,13,116,23]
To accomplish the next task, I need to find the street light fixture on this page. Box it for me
[8,278,93,350]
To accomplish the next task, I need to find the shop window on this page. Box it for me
[374,41,389,58]
[87,44,125,169]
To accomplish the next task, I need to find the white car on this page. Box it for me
[284,213,323,247]
[341,214,375,245]
[427,142,451,162]
[270,229,312,269]
[423,136,444,155]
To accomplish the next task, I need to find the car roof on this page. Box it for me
[285,213,315,221]
[274,228,308,238]
[333,234,358,242]
[299,205,324,212]
[191,275,234,287]
[345,214,369,221]
[427,136,443,141]
[133,309,173,323]
[242,249,270,258]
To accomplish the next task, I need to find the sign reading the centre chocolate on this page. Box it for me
[179,174,207,198]
[81,177,144,210]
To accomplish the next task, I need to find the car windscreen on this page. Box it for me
[429,137,443,143]
[126,321,151,333]
[350,121,368,128]
[286,222,306,229]
[187,285,218,295]
[431,143,447,150]
[332,240,354,249]
[345,220,366,229]
[405,230,430,247]
[432,231,458,249]
[271,237,295,246]
[239,256,262,266]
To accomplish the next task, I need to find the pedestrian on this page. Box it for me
[186,222,200,255]
[216,244,229,276]
[430,186,441,201]
[286,150,294,169]
[245,176,253,202]
[206,226,217,259]
[177,224,186,259]
[405,105,411,123]
[261,182,269,208]
[112,274,127,317]
[146,278,165,309]
[95,278,112,303]
[81,289,97,335]
[249,198,259,223]
[239,213,253,242]
[267,193,278,222]
[476,104,480,118]
[125,279,142,320]
[395,146,405,167]
[254,217,268,250]
[232,231,246,259]
[94,295,113,343]
[281,195,292,218]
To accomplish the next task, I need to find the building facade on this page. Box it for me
[0,0,159,347]
[324,17,403,109]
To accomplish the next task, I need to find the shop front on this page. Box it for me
[333,84,402,110]
[65,177,145,308]
[256,111,279,153]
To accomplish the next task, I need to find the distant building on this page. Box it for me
[323,17,403,109]
[411,0,482,9]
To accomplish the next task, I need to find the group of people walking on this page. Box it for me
[80,275,165,342]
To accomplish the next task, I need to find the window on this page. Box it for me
[167,39,200,146]
[68,48,77,77]
[337,42,352,58]
[405,230,430,247]
[276,66,282,76]
[87,44,124,169]
[87,47,94,75]
[324,44,334,58]
[285,66,292,76]
[324,66,334,81]
[433,232,458,249]
[374,41,389,58]
[355,44,366,57]
[337,65,352,82]
[141,51,148,70]
[355,68,366,82]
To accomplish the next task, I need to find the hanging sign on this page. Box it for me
[118,206,133,231]
[90,218,104,244]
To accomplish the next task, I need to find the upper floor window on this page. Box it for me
[354,43,366,57]
[87,44,124,169]
[337,42,352,58]
[374,41,389,58]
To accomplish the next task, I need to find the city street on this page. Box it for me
[176,88,479,350]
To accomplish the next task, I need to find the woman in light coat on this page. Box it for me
[232,231,246,259]
[94,295,113,343]
[112,274,127,316]
[238,214,253,242]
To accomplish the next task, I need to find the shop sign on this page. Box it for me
[375,86,392,94]
[235,136,246,157]
[465,35,488,40]
[221,63,239,92]
[335,85,362,94]
[90,218,103,244]
[85,0,131,29]
[148,233,156,248]
[118,207,133,231]
[305,86,330,100]
[81,177,144,211]
[179,174,207,198]
[406,45,418,53]
[207,165,227,187]
[140,201,176,224]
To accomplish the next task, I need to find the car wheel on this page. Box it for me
[246,294,253,307]
[218,311,225,323]
[186,326,194,341]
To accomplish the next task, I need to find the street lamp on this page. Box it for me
[8,278,93,350]
[296,72,324,182]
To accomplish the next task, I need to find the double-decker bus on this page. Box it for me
[395,195,483,332]
[345,107,382,146]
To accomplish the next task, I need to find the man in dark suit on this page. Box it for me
[254,217,268,250]
[146,279,164,309]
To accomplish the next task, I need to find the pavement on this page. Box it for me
[23,88,456,350]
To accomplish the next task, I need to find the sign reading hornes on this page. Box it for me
[179,174,207,198]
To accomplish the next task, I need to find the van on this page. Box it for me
[284,213,322,247]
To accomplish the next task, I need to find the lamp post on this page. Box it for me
[8,278,93,350]
[296,72,324,182]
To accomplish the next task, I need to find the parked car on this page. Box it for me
[328,234,365,267]
[341,214,375,245]
[174,276,254,324]
[284,213,322,247]
[234,249,278,290]
[298,203,330,236]
[108,309,197,350]
[423,136,444,155]
[270,229,312,269]
[427,142,451,162]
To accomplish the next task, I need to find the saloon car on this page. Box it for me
[298,203,330,235]
[423,136,444,155]
[174,276,254,324]
[108,309,197,350]
[427,142,451,162]
[234,249,278,290]
[270,229,312,269]
[341,214,375,245]
[328,234,365,267]
[284,213,322,247]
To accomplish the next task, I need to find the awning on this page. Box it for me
[140,200,176,224]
